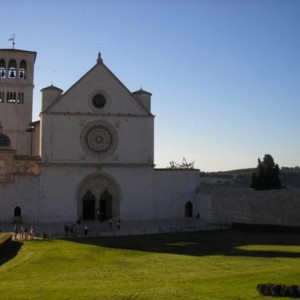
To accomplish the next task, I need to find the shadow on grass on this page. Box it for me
[0,238,22,266]
[0,236,53,267]
[66,230,300,258]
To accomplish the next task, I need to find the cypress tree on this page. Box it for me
[251,154,282,190]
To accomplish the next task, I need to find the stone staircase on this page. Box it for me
[0,218,229,239]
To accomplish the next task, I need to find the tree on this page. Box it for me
[251,154,282,190]
[168,157,195,169]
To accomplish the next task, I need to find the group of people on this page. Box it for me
[10,218,123,241]
[109,218,121,230]
[64,221,90,237]
[64,222,81,237]
[13,224,35,240]
[63,218,122,238]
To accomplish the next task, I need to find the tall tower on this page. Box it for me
[0,48,36,155]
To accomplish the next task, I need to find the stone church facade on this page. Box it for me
[0,48,199,224]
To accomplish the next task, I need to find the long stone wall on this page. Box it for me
[196,186,300,227]
[0,175,40,223]
[154,169,199,219]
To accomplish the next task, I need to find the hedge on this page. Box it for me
[257,283,300,298]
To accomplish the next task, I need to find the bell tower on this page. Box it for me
[0,48,36,155]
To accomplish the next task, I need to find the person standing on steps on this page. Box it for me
[117,219,121,229]
[84,224,88,236]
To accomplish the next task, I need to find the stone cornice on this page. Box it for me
[40,111,155,118]
[155,168,200,172]
[40,162,155,168]
[0,49,37,62]
[15,155,40,161]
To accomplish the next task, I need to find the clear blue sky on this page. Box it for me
[1,0,299,171]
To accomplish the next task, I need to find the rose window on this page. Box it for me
[85,127,111,153]
[80,122,117,158]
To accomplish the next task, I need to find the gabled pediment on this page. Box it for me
[44,61,151,116]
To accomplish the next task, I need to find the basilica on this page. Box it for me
[0,47,199,224]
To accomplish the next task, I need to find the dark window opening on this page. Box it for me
[17,92,24,104]
[185,201,193,218]
[92,94,106,109]
[7,92,16,103]
[0,91,4,103]
[14,206,21,217]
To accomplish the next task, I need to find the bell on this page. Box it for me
[10,70,15,78]
[19,70,24,79]
[1,70,5,78]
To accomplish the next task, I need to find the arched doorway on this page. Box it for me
[82,190,96,220]
[14,206,21,217]
[78,173,121,222]
[185,201,193,218]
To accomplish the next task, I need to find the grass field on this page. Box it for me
[1,230,300,299]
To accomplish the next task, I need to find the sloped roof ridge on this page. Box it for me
[44,61,153,116]
[41,85,63,92]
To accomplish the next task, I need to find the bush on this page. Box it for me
[257,283,300,298]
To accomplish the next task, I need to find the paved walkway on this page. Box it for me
[0,218,229,239]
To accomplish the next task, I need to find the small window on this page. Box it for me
[0,91,4,103]
[92,94,106,109]
[7,92,16,103]
[185,201,193,218]
[14,206,21,217]
[17,92,24,104]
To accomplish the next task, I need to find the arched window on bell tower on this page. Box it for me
[0,59,6,79]
[19,60,27,80]
[8,59,17,79]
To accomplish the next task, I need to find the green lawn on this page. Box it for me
[1,230,300,299]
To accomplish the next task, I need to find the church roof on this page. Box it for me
[132,88,152,96]
[43,59,154,116]
[41,85,63,93]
